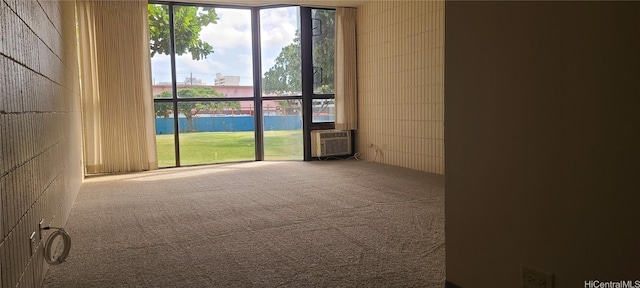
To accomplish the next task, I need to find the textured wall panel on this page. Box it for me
[0,0,82,287]
[356,1,444,174]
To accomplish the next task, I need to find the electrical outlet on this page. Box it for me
[522,265,554,288]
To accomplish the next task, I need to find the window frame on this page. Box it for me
[148,1,336,165]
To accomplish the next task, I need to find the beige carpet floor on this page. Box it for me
[42,160,444,287]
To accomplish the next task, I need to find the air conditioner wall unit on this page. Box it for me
[311,130,352,157]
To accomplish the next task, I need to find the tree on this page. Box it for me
[311,9,335,94]
[155,88,240,132]
[262,10,336,96]
[277,99,303,116]
[210,100,241,115]
[148,5,218,60]
[262,35,302,95]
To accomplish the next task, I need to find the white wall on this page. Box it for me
[0,1,83,287]
[445,2,640,287]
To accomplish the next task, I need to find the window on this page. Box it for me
[311,9,336,123]
[149,3,336,166]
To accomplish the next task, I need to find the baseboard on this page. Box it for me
[445,280,462,288]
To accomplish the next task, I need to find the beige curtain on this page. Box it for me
[77,0,158,174]
[335,8,358,131]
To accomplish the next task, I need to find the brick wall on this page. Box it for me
[356,1,444,174]
[0,0,83,287]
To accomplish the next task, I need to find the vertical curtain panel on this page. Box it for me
[335,7,358,131]
[77,0,158,174]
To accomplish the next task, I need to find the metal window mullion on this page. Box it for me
[168,4,181,167]
[300,7,313,161]
[261,95,303,101]
[252,8,264,161]
[172,97,256,102]
[311,94,334,100]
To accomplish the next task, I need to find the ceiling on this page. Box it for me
[168,0,368,8]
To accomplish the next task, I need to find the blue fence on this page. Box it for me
[156,116,319,134]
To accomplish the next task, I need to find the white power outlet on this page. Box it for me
[522,265,554,288]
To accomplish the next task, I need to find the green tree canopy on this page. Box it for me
[262,10,335,117]
[262,10,336,96]
[148,5,218,60]
[155,88,240,132]
[262,35,302,95]
[262,9,335,95]
[311,9,335,94]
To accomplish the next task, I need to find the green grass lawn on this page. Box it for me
[156,130,303,167]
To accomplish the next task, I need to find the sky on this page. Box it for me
[150,7,300,86]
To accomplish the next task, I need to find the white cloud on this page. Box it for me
[239,53,254,73]
[151,54,172,84]
[200,8,252,50]
[259,7,299,48]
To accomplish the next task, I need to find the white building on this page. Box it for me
[215,72,240,86]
